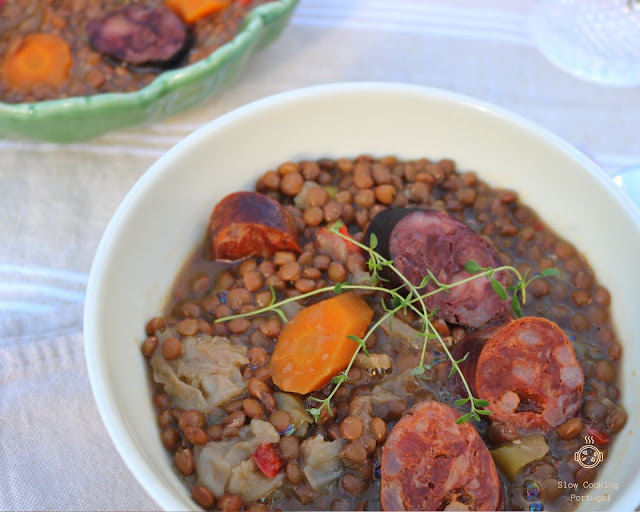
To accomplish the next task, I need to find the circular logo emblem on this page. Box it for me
[574,444,604,469]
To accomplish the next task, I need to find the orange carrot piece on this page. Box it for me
[165,0,231,24]
[269,293,374,394]
[1,33,72,90]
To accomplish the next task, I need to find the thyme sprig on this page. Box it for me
[215,221,557,424]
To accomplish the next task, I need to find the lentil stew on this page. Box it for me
[142,155,626,511]
[0,0,272,103]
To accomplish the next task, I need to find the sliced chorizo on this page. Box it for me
[365,208,510,328]
[209,191,301,261]
[87,5,188,66]
[452,317,584,433]
[381,400,503,511]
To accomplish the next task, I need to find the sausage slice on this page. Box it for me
[452,317,584,433]
[87,5,188,66]
[381,401,503,511]
[365,208,510,328]
[209,191,301,261]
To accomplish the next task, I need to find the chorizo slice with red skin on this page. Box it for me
[209,191,301,261]
[381,401,503,511]
[365,208,510,328]
[87,5,188,66]
[452,317,584,433]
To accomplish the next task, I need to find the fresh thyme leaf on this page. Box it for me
[329,221,343,232]
[274,308,288,323]
[330,373,347,384]
[538,268,559,278]
[491,278,508,300]
[476,409,494,416]
[473,398,490,407]
[464,260,484,274]
[454,397,470,406]
[419,275,430,288]
[511,294,523,318]
[369,232,378,250]
[308,408,323,421]
[268,285,277,306]
[410,366,426,376]
[347,334,369,356]
[456,412,473,424]
[334,282,344,294]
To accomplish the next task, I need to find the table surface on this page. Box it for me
[1,1,639,510]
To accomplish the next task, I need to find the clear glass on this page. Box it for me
[529,0,640,88]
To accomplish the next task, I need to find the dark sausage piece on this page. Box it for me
[452,317,584,433]
[87,5,188,66]
[381,401,503,511]
[365,208,510,328]
[209,191,301,261]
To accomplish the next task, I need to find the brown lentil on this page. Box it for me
[161,337,181,360]
[227,317,250,334]
[192,485,215,509]
[556,417,583,440]
[339,416,363,441]
[141,336,158,357]
[146,316,165,336]
[178,410,207,431]
[327,262,347,283]
[158,410,175,430]
[267,410,291,433]
[341,473,368,496]
[217,494,243,512]
[278,261,301,282]
[277,435,300,461]
[285,460,304,485]
[183,426,210,445]
[370,417,387,443]
[280,172,304,196]
[243,271,264,292]
[175,448,195,476]
[227,287,253,307]
[242,398,265,419]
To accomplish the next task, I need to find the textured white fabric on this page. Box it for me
[1,1,639,510]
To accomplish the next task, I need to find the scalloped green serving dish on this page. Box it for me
[0,0,298,143]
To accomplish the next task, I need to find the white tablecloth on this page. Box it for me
[1,1,639,510]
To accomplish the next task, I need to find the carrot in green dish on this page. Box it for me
[269,292,373,395]
[1,33,72,90]
[165,0,231,24]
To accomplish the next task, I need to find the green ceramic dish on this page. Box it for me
[0,0,298,143]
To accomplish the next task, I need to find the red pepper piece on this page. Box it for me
[252,442,283,478]
[586,424,610,445]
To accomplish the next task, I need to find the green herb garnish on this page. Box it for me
[216,221,558,424]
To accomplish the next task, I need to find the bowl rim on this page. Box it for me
[0,0,298,120]
[84,81,640,511]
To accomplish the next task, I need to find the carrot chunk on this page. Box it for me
[165,0,231,24]
[269,293,373,394]
[1,33,72,90]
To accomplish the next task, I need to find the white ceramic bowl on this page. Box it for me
[84,82,640,511]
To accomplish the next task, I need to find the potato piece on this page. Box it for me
[490,434,549,481]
